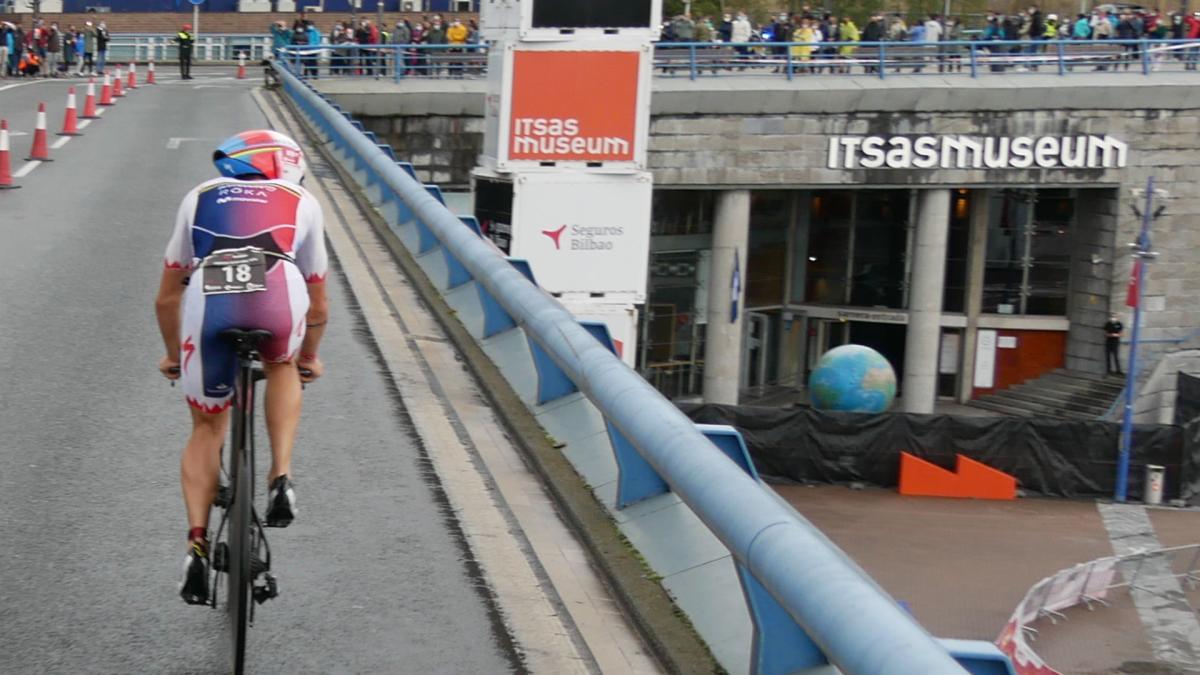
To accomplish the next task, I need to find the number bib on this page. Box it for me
[200,248,268,296]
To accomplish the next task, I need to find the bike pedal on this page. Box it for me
[214,485,232,509]
[212,542,229,573]
[253,573,279,605]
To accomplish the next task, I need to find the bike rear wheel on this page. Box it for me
[227,374,253,674]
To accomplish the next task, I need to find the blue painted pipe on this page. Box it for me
[275,62,966,675]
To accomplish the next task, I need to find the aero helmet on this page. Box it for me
[213,130,306,185]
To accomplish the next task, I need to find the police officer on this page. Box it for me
[176,23,194,80]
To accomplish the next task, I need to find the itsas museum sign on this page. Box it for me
[826,135,1128,170]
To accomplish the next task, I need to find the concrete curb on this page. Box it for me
[273,90,722,675]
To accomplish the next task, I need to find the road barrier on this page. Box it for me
[272,59,1005,675]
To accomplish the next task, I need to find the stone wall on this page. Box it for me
[323,83,1200,394]
[356,114,482,189]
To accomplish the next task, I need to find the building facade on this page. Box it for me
[642,78,1200,411]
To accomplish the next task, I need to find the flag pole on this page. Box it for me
[1115,176,1156,503]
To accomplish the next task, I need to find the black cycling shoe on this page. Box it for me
[265,475,296,528]
[179,540,210,605]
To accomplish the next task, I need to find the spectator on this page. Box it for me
[64,24,78,75]
[887,14,907,41]
[0,22,13,78]
[95,21,108,75]
[305,20,321,78]
[718,13,733,42]
[790,17,817,71]
[410,19,427,75]
[1026,6,1045,70]
[270,20,290,59]
[838,16,859,73]
[1117,12,1138,70]
[446,18,467,78]
[861,13,884,74]
[1073,13,1091,39]
[427,15,447,76]
[45,22,60,78]
[769,12,791,61]
[1104,313,1124,375]
[943,16,964,72]
[671,14,696,43]
[18,46,40,77]
[1185,12,1200,70]
[730,10,752,68]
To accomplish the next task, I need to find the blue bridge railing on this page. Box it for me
[272,38,1200,81]
[271,59,1000,674]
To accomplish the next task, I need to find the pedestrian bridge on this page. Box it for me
[273,60,1019,675]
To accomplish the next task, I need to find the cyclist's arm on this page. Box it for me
[299,281,328,360]
[155,267,189,359]
[157,190,197,363]
[296,191,330,366]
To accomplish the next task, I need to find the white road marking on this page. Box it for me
[0,80,47,92]
[77,120,91,130]
[166,137,211,149]
[95,107,106,116]
[7,131,28,137]
[193,84,234,90]
[50,136,71,149]
[12,161,39,178]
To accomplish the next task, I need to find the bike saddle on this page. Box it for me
[218,329,275,353]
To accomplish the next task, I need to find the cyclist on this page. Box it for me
[155,130,329,605]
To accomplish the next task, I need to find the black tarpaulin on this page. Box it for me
[1175,372,1200,499]
[680,403,1184,500]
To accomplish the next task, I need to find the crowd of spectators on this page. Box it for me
[1,19,111,79]
[271,12,481,78]
[657,6,1200,73]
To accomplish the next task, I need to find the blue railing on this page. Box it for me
[272,38,1200,81]
[272,59,982,674]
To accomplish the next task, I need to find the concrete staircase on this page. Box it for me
[968,369,1126,420]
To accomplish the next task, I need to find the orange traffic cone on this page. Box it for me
[26,103,52,161]
[113,68,125,97]
[0,120,19,190]
[237,52,246,80]
[147,60,157,84]
[81,78,99,119]
[58,87,82,136]
[99,73,114,106]
[128,63,138,89]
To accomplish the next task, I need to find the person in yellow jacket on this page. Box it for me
[446,18,468,44]
[838,17,860,73]
[791,18,818,71]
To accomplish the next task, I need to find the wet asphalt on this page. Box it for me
[0,71,518,673]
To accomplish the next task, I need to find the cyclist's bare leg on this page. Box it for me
[263,359,302,483]
[182,407,230,529]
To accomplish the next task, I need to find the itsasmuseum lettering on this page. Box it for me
[827,135,1128,170]
[511,117,631,157]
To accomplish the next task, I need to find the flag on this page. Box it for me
[730,250,741,323]
[1126,258,1141,308]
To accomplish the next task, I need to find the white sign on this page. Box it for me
[827,135,1128,170]
[939,332,960,375]
[974,329,998,389]
[509,172,652,301]
[562,301,639,369]
[998,336,1018,349]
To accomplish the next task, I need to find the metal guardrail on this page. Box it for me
[106,33,271,63]
[999,543,1200,674]
[271,59,970,674]
[113,34,1200,77]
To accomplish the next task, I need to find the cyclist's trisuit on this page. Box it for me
[164,178,328,413]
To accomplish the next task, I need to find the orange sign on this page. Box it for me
[508,51,640,163]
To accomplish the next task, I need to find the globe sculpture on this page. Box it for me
[808,344,897,413]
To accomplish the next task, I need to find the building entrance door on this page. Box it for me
[742,312,771,390]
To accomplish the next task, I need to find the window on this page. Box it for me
[982,189,1073,316]
[850,190,909,309]
[804,192,853,304]
[652,190,714,236]
[747,191,791,307]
